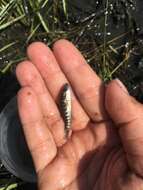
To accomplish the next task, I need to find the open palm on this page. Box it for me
[16,40,143,190]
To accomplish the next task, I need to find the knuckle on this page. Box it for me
[78,85,107,122]
[79,85,99,100]
[71,115,89,130]
[43,68,61,80]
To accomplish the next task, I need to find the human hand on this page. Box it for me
[16,40,143,190]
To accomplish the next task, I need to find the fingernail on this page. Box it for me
[115,79,129,94]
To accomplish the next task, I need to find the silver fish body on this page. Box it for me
[60,83,72,137]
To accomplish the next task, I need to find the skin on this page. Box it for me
[16,39,143,190]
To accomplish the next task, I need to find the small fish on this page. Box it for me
[60,83,72,138]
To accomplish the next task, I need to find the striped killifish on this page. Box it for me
[60,83,72,138]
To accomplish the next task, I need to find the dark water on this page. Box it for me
[118,0,143,101]
[68,0,143,102]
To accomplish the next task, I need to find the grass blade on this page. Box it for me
[0,14,25,31]
[0,0,16,21]
[0,42,17,53]
[37,12,49,33]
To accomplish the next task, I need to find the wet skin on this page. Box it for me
[16,40,143,190]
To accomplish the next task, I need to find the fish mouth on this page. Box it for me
[63,83,70,91]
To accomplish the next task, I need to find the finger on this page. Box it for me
[106,79,143,177]
[17,87,57,172]
[16,61,66,146]
[27,42,89,130]
[53,39,108,122]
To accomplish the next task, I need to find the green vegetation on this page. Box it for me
[0,0,137,77]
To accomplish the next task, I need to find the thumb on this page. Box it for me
[105,79,143,177]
